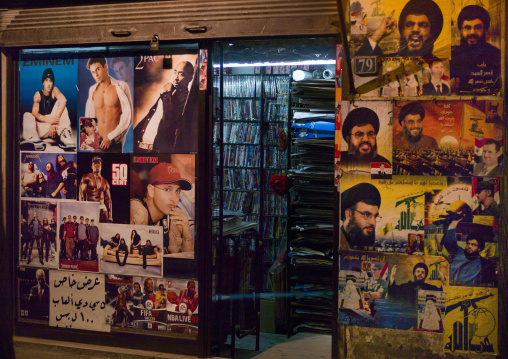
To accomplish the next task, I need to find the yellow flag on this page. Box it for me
[379,223,392,236]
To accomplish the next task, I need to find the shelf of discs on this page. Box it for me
[287,76,335,335]
[213,72,290,269]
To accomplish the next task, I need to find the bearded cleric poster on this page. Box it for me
[339,250,448,330]
[19,56,78,152]
[133,54,198,153]
[349,0,501,95]
[340,101,392,175]
[339,174,447,252]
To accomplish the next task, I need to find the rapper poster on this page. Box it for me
[133,54,198,153]
[20,199,58,268]
[19,56,78,152]
[392,101,466,176]
[349,0,451,60]
[49,270,108,332]
[105,274,135,329]
[99,223,163,277]
[20,152,77,200]
[444,286,498,355]
[165,278,198,336]
[340,101,392,176]
[425,176,499,287]
[77,56,134,153]
[58,201,100,272]
[339,250,448,330]
[449,3,502,94]
[77,152,130,224]
[131,276,169,331]
[339,173,447,252]
[18,267,50,321]
[130,154,195,258]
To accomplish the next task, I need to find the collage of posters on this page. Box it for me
[337,106,502,353]
[17,52,200,335]
[338,0,503,354]
[349,0,502,96]
[104,275,198,335]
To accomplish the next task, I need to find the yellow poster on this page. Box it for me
[444,286,498,355]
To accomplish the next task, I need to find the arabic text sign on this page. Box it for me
[49,270,109,332]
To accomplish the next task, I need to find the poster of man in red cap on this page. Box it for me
[130,154,195,259]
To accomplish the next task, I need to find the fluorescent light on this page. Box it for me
[213,59,335,68]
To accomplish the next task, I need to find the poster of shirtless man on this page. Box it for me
[77,55,134,153]
[77,153,130,224]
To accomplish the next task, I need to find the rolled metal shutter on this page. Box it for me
[0,0,339,47]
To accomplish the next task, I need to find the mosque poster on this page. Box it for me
[416,289,445,332]
[339,250,448,330]
[443,286,498,355]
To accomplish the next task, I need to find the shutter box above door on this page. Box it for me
[0,0,340,47]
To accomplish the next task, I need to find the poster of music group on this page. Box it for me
[349,0,502,96]
[17,52,201,332]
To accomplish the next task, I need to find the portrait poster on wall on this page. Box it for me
[349,0,502,96]
[77,152,130,224]
[340,101,392,176]
[130,154,196,259]
[19,56,78,152]
[58,201,100,272]
[20,152,77,200]
[131,276,170,331]
[77,56,134,153]
[99,223,163,277]
[20,199,58,268]
[133,53,199,153]
[49,270,108,332]
[339,174,447,252]
[424,176,499,287]
[18,267,50,321]
[165,278,198,336]
[105,274,135,329]
[443,286,498,355]
[339,250,448,330]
